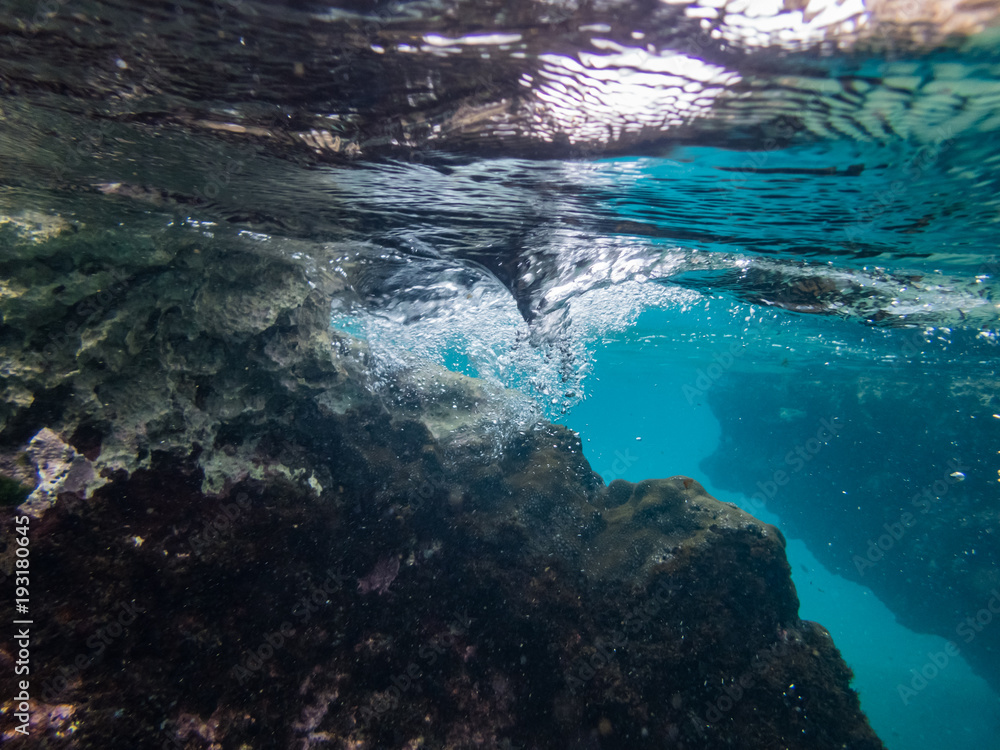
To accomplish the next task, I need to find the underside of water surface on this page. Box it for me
[0,1,999,748]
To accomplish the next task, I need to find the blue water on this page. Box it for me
[5,1,1000,745]
[331,135,1000,746]
[564,303,1000,750]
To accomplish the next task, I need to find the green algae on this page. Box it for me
[0,473,32,506]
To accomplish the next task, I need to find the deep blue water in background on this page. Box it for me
[5,3,1000,739]
[563,302,1000,750]
[333,139,1000,749]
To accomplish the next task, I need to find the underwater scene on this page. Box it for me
[1,0,999,748]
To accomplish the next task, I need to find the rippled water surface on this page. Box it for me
[3,0,1000,747]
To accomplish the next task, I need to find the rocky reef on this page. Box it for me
[0,216,885,748]
[701,369,1000,695]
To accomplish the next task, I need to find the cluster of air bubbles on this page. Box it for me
[328,240,698,427]
[328,250,545,449]
[326,217,1000,433]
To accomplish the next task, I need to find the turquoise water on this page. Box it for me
[564,302,1000,750]
[4,1,1000,742]
[332,142,1000,747]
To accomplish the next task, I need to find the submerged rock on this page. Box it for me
[701,370,1000,695]
[19,428,103,518]
[0,441,881,749]
[0,225,884,748]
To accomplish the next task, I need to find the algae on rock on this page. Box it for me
[0,214,885,749]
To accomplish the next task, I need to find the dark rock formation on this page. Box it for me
[0,219,884,748]
[701,369,1000,694]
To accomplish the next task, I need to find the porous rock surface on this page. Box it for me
[0,220,884,749]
